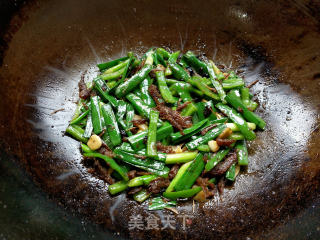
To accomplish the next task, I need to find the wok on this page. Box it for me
[0,0,320,239]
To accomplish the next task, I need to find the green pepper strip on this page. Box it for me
[186,124,226,150]
[155,51,167,67]
[183,51,209,75]
[181,102,197,116]
[70,109,89,125]
[168,62,190,81]
[174,153,204,191]
[81,143,94,153]
[156,70,176,104]
[104,59,129,74]
[126,93,151,119]
[226,91,266,129]
[190,76,220,99]
[207,61,227,103]
[228,132,245,140]
[139,76,156,107]
[165,151,198,164]
[171,119,208,143]
[156,48,170,59]
[83,112,93,138]
[101,103,122,146]
[116,100,127,131]
[97,56,129,71]
[205,148,230,171]
[109,180,128,195]
[100,67,126,81]
[225,163,236,181]
[115,54,153,98]
[114,149,165,170]
[179,57,189,68]
[235,140,248,166]
[197,144,210,152]
[133,189,151,202]
[128,175,158,187]
[147,110,159,157]
[93,77,119,107]
[168,51,180,64]
[84,152,128,181]
[127,122,173,151]
[125,103,134,136]
[90,96,103,134]
[165,161,193,193]
[152,52,160,66]
[173,83,192,102]
[163,187,202,200]
[216,103,256,140]
[222,78,244,89]
[66,125,88,143]
[148,197,176,211]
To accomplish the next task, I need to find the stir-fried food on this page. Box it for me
[66,48,266,210]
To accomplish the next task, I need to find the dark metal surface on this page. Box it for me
[0,0,320,239]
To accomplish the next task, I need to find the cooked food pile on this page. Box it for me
[66,48,266,209]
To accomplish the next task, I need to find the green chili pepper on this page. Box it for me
[226,163,237,181]
[174,153,204,191]
[207,61,227,103]
[147,110,159,157]
[126,93,151,119]
[139,76,156,107]
[81,143,94,153]
[114,149,165,170]
[109,180,128,195]
[156,48,170,59]
[100,67,126,81]
[186,124,226,150]
[171,119,208,143]
[205,148,230,171]
[70,109,89,125]
[168,62,190,81]
[190,76,220,100]
[125,103,134,136]
[222,78,244,89]
[216,103,256,140]
[181,102,197,116]
[235,140,248,166]
[148,197,176,210]
[165,151,198,164]
[197,144,210,152]
[83,112,93,138]
[133,189,151,202]
[163,187,202,200]
[93,77,119,107]
[165,161,193,193]
[115,53,153,98]
[127,122,173,151]
[226,91,266,130]
[168,51,180,64]
[156,70,176,104]
[101,103,122,146]
[97,56,129,71]
[183,51,209,75]
[90,96,103,134]
[128,175,158,187]
[116,100,127,131]
[66,125,88,143]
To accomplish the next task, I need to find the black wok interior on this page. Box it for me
[0,0,320,239]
